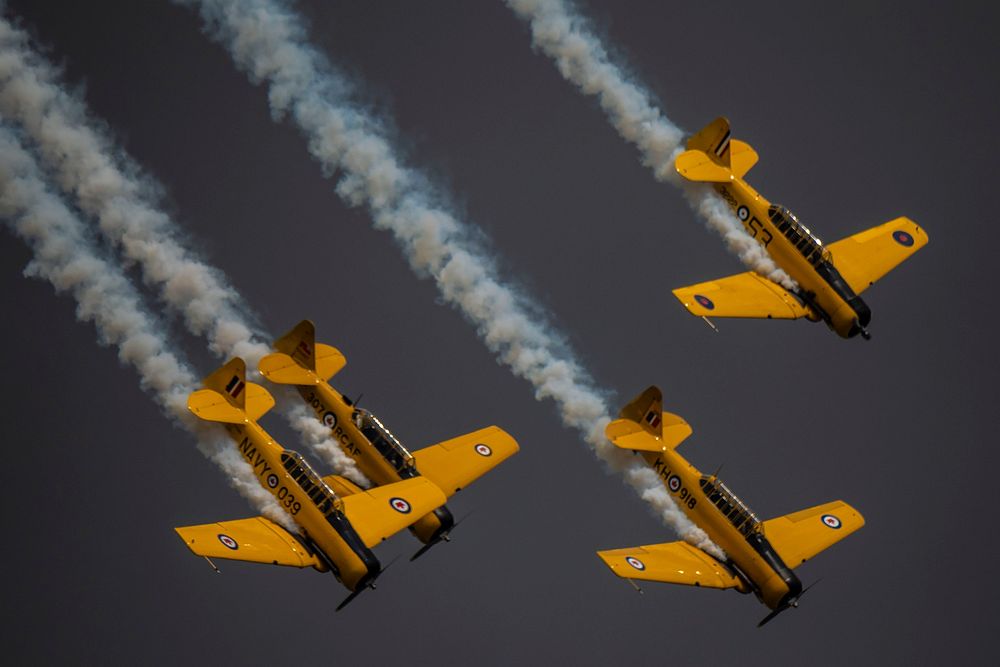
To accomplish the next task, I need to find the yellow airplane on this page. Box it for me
[175,358,448,609]
[258,320,519,559]
[673,117,928,339]
[596,386,864,626]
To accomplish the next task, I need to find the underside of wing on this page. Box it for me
[826,217,928,294]
[339,477,447,548]
[596,541,741,589]
[411,426,519,497]
[174,516,321,568]
[762,500,865,568]
[672,271,809,319]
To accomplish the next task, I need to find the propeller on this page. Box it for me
[409,510,475,561]
[335,555,402,611]
[757,580,821,628]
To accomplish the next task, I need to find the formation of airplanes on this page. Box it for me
[170,119,926,624]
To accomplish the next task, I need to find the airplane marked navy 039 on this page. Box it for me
[175,358,448,609]
[258,320,519,559]
[596,386,864,626]
[673,117,928,339]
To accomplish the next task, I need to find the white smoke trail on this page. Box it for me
[506,0,795,289]
[181,0,722,556]
[0,14,367,485]
[0,124,295,529]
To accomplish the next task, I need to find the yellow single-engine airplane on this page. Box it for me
[258,320,519,559]
[596,386,864,626]
[175,358,447,609]
[673,117,928,339]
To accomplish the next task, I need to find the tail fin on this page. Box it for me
[676,117,758,182]
[606,386,693,453]
[188,358,275,424]
[260,319,347,386]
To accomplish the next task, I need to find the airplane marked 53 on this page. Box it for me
[673,117,928,339]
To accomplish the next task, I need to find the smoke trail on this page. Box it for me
[506,0,795,289]
[181,0,722,556]
[0,124,296,529]
[0,14,367,485]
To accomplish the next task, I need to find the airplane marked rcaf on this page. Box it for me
[596,386,864,626]
[673,117,928,339]
[174,358,447,609]
[259,320,519,559]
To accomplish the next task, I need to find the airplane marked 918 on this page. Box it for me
[596,386,865,626]
[174,358,447,609]
[673,117,929,339]
[258,320,519,559]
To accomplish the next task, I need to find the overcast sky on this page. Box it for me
[1,1,996,664]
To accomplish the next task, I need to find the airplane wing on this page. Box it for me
[596,541,741,589]
[411,426,519,497]
[174,516,321,568]
[339,477,447,548]
[672,271,810,319]
[826,217,928,294]
[762,500,865,568]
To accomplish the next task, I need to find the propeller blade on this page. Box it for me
[409,510,476,561]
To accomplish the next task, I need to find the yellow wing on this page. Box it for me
[411,426,519,497]
[174,516,321,568]
[672,271,810,319]
[596,541,741,589]
[339,477,447,548]
[762,500,865,568]
[826,217,928,294]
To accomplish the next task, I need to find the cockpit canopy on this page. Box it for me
[699,475,761,538]
[281,450,341,515]
[768,204,830,267]
[352,408,414,472]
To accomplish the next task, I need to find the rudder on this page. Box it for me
[188,358,274,424]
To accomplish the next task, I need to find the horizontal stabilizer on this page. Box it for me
[673,271,810,320]
[259,352,319,386]
[411,426,519,497]
[174,516,321,568]
[605,415,692,453]
[826,217,928,294]
[675,149,732,183]
[340,477,446,549]
[597,540,740,589]
[763,500,865,568]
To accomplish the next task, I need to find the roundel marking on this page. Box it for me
[474,443,493,457]
[667,475,682,493]
[322,411,337,428]
[821,514,842,529]
[693,294,715,310]
[266,474,279,489]
[892,230,914,247]
[390,497,412,514]
[625,556,646,571]
[737,205,750,221]
[217,534,239,550]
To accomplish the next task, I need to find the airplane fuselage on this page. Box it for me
[223,420,379,592]
[297,382,455,544]
[640,445,802,610]
[715,178,872,338]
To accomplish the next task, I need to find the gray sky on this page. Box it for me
[1,1,996,664]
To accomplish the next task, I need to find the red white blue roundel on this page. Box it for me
[892,230,915,247]
[322,411,337,428]
[625,556,646,571]
[693,294,715,310]
[737,206,750,221]
[217,534,239,550]
[821,514,842,529]
[390,497,412,514]
[667,475,681,493]
[474,443,493,457]
[266,473,279,489]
